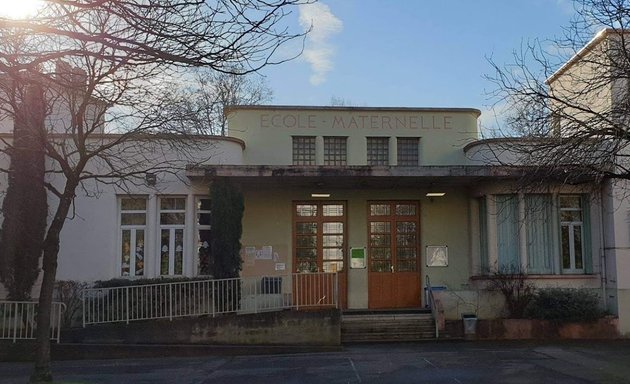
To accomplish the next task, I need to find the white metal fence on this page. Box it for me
[0,301,65,343]
[82,272,338,326]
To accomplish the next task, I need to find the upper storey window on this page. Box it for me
[292,136,316,165]
[397,138,419,166]
[367,137,389,166]
[323,136,347,166]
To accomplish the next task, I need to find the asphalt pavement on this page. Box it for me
[2,340,630,383]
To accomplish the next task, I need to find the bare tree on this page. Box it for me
[484,0,630,190]
[162,68,273,135]
[0,1,308,382]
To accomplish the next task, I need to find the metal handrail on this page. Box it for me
[425,275,439,339]
[82,272,339,326]
[0,301,66,343]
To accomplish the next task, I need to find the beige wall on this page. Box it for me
[238,185,473,310]
[228,107,480,166]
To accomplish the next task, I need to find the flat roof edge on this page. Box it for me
[225,105,481,117]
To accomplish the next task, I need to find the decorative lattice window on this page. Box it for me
[367,137,389,165]
[292,136,316,165]
[397,137,419,166]
[323,137,347,166]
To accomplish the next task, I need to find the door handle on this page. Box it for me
[390,265,394,273]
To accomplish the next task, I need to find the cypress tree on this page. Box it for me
[0,84,48,300]
[209,178,244,279]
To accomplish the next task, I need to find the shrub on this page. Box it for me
[486,265,535,318]
[525,288,604,323]
[54,280,89,328]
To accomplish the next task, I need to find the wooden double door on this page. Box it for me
[367,201,421,309]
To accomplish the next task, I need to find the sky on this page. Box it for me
[259,0,579,132]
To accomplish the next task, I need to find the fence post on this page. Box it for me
[126,286,130,324]
[169,284,173,321]
[12,302,18,343]
[82,289,86,328]
[295,274,299,311]
[211,280,216,318]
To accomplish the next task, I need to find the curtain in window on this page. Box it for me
[525,195,553,274]
[496,195,520,270]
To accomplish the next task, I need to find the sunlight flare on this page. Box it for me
[0,0,43,19]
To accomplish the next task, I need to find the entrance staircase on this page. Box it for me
[341,309,437,343]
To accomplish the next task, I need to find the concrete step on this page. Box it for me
[340,310,437,343]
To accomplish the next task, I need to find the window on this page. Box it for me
[367,137,389,165]
[323,136,347,165]
[481,194,591,275]
[292,136,316,165]
[294,202,346,273]
[560,196,584,273]
[197,198,212,276]
[119,197,146,277]
[160,197,186,275]
[397,137,419,166]
[368,201,419,273]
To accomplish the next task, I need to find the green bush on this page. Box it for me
[525,288,604,323]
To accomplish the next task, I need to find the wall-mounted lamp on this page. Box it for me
[311,193,331,198]
[426,192,446,197]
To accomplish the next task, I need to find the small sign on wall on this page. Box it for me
[350,247,366,269]
[426,245,448,267]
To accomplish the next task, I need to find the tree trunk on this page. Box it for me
[30,193,75,383]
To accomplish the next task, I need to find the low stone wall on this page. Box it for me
[64,309,341,346]
[474,317,620,340]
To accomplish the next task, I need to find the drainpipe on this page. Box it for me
[599,185,607,310]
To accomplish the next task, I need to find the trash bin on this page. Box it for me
[462,314,478,338]
[261,276,282,294]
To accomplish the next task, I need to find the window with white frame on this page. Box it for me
[560,196,585,273]
[196,198,212,275]
[159,197,186,275]
[119,197,147,277]
[480,194,591,275]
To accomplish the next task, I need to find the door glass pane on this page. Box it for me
[323,248,343,260]
[161,230,170,275]
[174,229,184,275]
[296,248,317,259]
[370,222,391,233]
[370,204,390,216]
[370,248,391,259]
[323,261,343,272]
[397,248,416,259]
[197,213,212,226]
[198,229,212,275]
[397,260,416,272]
[560,196,581,209]
[370,260,391,272]
[323,222,343,234]
[370,234,391,247]
[323,204,343,216]
[296,222,317,234]
[397,234,417,247]
[297,260,318,273]
[561,225,570,269]
[323,235,343,247]
[296,235,317,247]
[135,230,145,276]
[296,204,317,217]
[574,225,583,269]
[121,230,131,276]
[397,222,416,233]
[395,204,416,216]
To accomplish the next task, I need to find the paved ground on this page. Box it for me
[2,341,630,383]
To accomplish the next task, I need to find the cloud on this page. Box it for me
[299,2,342,85]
